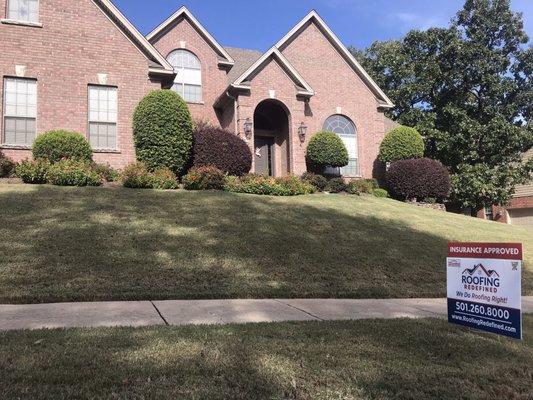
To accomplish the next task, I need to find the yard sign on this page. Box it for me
[447,242,522,340]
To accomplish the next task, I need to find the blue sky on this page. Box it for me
[114,0,532,51]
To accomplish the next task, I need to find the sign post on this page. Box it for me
[447,242,522,340]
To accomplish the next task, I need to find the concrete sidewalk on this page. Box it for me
[1,297,532,331]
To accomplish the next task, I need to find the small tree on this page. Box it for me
[379,126,424,163]
[306,131,348,173]
[133,90,193,175]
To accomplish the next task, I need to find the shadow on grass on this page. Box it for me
[1,318,532,399]
[0,185,531,303]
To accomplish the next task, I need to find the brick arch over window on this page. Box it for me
[167,49,202,103]
[323,114,359,177]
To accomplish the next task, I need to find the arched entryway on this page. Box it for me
[253,100,291,177]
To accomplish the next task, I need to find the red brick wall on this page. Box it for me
[279,21,386,179]
[0,0,162,169]
[149,18,228,125]
[477,196,533,224]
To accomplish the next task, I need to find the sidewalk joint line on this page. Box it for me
[274,300,324,321]
[150,301,169,326]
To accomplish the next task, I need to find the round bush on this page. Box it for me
[15,159,50,184]
[193,127,252,176]
[0,151,16,178]
[32,130,93,163]
[183,166,226,191]
[151,168,178,190]
[121,162,153,189]
[133,90,193,175]
[386,158,451,201]
[325,177,347,193]
[373,188,389,198]
[306,131,349,171]
[379,126,424,163]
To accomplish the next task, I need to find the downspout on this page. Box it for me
[226,91,239,135]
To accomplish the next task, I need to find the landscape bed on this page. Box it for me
[0,317,532,399]
[0,184,532,304]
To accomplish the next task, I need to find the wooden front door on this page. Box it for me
[254,136,274,176]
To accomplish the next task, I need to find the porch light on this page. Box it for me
[298,122,308,143]
[244,118,253,140]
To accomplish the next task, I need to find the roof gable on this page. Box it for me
[147,6,234,67]
[275,10,394,109]
[94,0,174,76]
[231,47,314,97]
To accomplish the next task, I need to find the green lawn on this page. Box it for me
[0,184,532,303]
[1,317,532,399]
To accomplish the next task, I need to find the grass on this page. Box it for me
[1,317,532,399]
[0,184,532,303]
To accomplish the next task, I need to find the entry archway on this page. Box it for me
[253,99,291,177]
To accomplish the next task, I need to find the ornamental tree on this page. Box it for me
[306,131,349,173]
[133,90,193,175]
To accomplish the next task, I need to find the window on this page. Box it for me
[3,77,36,146]
[7,0,39,22]
[485,207,494,221]
[88,86,117,150]
[167,50,202,103]
[323,114,359,176]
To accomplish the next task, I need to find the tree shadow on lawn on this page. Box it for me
[1,318,533,399]
[0,186,531,303]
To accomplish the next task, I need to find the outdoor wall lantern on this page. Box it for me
[298,122,308,143]
[244,118,253,140]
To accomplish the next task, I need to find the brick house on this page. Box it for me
[478,148,533,229]
[1,2,394,178]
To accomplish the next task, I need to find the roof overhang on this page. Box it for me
[94,0,175,76]
[275,10,394,109]
[147,6,235,68]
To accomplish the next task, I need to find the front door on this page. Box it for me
[254,136,274,176]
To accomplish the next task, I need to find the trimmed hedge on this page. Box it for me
[224,174,315,196]
[386,158,451,201]
[306,131,349,171]
[301,172,328,192]
[15,159,50,184]
[373,188,389,198]
[379,126,424,163]
[182,166,226,191]
[151,168,179,190]
[32,130,93,163]
[0,151,16,178]
[192,127,252,176]
[47,159,103,187]
[347,179,378,195]
[133,90,193,175]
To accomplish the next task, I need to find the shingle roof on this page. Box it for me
[224,47,263,85]
[514,148,533,198]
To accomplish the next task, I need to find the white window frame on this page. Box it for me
[167,49,203,103]
[88,85,118,151]
[3,77,37,146]
[323,114,360,177]
[5,0,39,23]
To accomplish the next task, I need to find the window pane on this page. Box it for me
[4,116,35,145]
[184,85,202,103]
[89,122,116,149]
[89,86,117,123]
[4,78,37,118]
[183,68,201,85]
[8,0,39,22]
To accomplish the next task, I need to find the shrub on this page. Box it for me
[373,188,389,198]
[133,90,193,175]
[15,159,50,184]
[306,131,349,172]
[301,172,328,192]
[182,166,226,191]
[224,174,314,196]
[32,130,93,163]
[0,151,16,178]
[325,177,347,193]
[47,159,103,187]
[121,162,153,189]
[347,179,378,195]
[386,158,451,201]
[192,127,252,176]
[379,126,424,163]
[93,163,119,182]
[151,168,178,190]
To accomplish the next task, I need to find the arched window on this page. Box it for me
[323,114,359,176]
[167,50,202,103]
